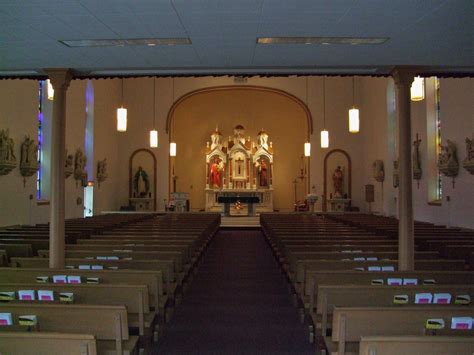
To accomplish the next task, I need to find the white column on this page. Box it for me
[46,69,72,269]
[392,69,415,271]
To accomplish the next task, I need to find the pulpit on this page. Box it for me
[329,198,351,212]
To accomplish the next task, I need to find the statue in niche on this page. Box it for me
[134,166,150,197]
[393,160,399,188]
[19,135,39,178]
[332,166,344,198]
[463,135,474,174]
[438,139,459,177]
[233,124,246,145]
[65,151,74,178]
[74,148,88,186]
[372,160,385,183]
[97,158,108,186]
[257,130,269,150]
[412,134,422,180]
[209,157,223,189]
[255,158,268,187]
[0,129,17,176]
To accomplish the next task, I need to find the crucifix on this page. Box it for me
[235,157,244,176]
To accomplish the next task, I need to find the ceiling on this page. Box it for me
[0,0,473,78]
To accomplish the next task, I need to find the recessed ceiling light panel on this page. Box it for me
[257,37,389,45]
[60,38,191,47]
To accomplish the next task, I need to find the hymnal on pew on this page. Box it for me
[451,317,473,330]
[415,293,433,304]
[426,318,445,330]
[38,290,54,301]
[18,290,35,300]
[53,275,67,284]
[67,275,81,284]
[19,315,37,326]
[0,291,15,301]
[86,277,99,284]
[59,292,74,303]
[387,278,402,286]
[403,278,418,286]
[433,293,452,304]
[36,276,48,283]
[455,294,471,305]
[371,279,384,285]
[393,294,409,304]
[0,313,13,326]
[79,265,91,270]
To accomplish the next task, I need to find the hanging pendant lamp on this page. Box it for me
[321,77,329,148]
[170,78,177,156]
[348,77,360,133]
[117,78,127,132]
[149,78,158,148]
[304,77,311,156]
[410,76,425,101]
[46,79,54,100]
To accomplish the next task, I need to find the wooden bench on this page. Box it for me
[359,336,474,355]
[0,332,98,355]
[0,303,138,355]
[327,306,474,355]
[0,243,33,259]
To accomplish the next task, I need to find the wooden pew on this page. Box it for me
[327,306,474,355]
[0,332,98,355]
[0,303,138,355]
[0,243,33,259]
[359,336,474,355]
[0,250,7,266]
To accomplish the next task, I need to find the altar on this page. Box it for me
[204,125,274,215]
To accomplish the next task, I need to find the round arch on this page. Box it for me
[129,148,157,211]
[323,149,352,212]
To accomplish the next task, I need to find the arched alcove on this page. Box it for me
[323,149,352,211]
[129,148,157,211]
[167,85,312,211]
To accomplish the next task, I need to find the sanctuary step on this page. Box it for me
[220,216,261,228]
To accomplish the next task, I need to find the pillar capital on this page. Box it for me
[390,67,422,87]
[45,68,73,91]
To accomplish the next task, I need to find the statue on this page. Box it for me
[255,158,268,187]
[0,129,16,176]
[438,139,459,177]
[209,157,223,189]
[19,136,39,178]
[134,166,150,197]
[257,130,269,150]
[210,128,222,150]
[463,135,474,175]
[97,158,108,185]
[74,148,88,186]
[393,160,399,188]
[65,151,74,178]
[372,160,385,183]
[332,166,344,198]
[412,134,422,180]
[233,124,246,145]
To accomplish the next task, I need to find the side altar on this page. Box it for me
[205,125,274,214]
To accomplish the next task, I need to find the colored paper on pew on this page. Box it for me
[354,257,365,261]
[433,293,452,304]
[455,294,471,305]
[65,265,75,269]
[0,292,15,301]
[113,249,132,252]
[91,265,103,270]
[341,258,351,261]
[0,313,13,326]
[106,256,119,260]
[353,267,365,271]
[86,277,99,284]
[38,290,54,301]
[96,256,107,260]
[451,317,473,330]
[123,257,133,260]
[423,279,436,285]
[382,266,395,271]
[393,294,409,304]
[107,266,118,270]
[36,276,48,283]
[387,278,402,286]
[371,279,384,285]
[78,265,90,270]
[19,315,37,326]
[366,257,378,261]
[53,275,67,284]
[403,278,418,286]
[18,290,35,301]
[368,266,381,271]
[415,293,433,304]
[67,276,81,284]
[59,292,74,303]
[426,318,445,330]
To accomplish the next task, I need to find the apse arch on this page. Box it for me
[167,85,312,211]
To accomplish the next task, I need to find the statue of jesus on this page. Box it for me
[332,166,344,198]
[210,157,222,189]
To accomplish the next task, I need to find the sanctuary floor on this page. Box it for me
[154,230,313,354]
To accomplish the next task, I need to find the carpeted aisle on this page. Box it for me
[154,230,313,354]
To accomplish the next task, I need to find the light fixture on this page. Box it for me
[321,77,329,148]
[149,78,158,148]
[348,77,360,133]
[410,76,424,101]
[117,78,127,132]
[304,142,311,157]
[170,142,177,157]
[46,79,54,100]
[60,38,192,48]
[257,36,389,45]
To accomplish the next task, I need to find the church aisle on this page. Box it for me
[154,230,313,354]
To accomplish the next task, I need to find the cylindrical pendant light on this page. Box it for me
[304,142,311,157]
[117,78,127,132]
[170,142,177,157]
[46,79,54,100]
[321,77,329,148]
[348,77,360,133]
[410,76,424,101]
[149,78,158,148]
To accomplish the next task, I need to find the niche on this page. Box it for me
[323,149,352,211]
[129,149,156,211]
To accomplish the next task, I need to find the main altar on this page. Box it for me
[205,125,274,215]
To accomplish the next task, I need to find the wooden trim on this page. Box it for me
[129,148,157,211]
[37,200,50,206]
[323,149,352,212]
[428,200,442,207]
[166,85,313,136]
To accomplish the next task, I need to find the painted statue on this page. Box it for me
[257,130,269,150]
[97,158,108,185]
[210,128,222,150]
[412,135,422,180]
[255,158,268,187]
[463,135,474,174]
[372,160,385,183]
[134,166,150,197]
[233,124,246,145]
[74,148,88,185]
[209,157,223,189]
[393,160,399,188]
[332,166,344,198]
[438,139,459,178]
[19,136,39,177]
[0,129,17,176]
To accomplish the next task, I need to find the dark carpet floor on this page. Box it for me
[153,230,314,355]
